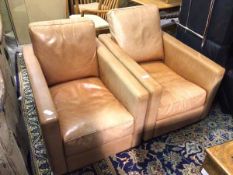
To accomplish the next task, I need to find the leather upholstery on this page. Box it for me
[66,134,133,171]
[29,19,98,86]
[23,45,67,174]
[99,5,225,141]
[140,61,206,120]
[97,40,149,146]
[50,77,134,156]
[154,106,204,136]
[162,32,225,118]
[107,5,164,62]
[99,33,162,140]
[24,19,149,173]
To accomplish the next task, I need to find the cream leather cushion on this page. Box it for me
[141,61,207,120]
[50,77,134,156]
[107,5,164,62]
[29,19,98,86]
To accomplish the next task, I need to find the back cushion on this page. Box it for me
[29,19,98,86]
[107,5,164,62]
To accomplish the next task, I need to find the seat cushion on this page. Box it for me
[79,2,99,13]
[50,77,134,156]
[140,61,207,120]
[107,5,164,62]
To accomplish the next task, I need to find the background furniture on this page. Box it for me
[81,0,119,19]
[68,0,119,35]
[129,0,181,10]
[221,55,233,115]
[201,141,233,175]
[69,14,109,35]
[68,0,119,19]
[76,0,100,14]
[67,0,100,15]
[99,5,224,140]
[23,19,148,174]
[176,0,233,115]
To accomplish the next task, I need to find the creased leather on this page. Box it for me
[25,17,150,173]
[99,34,162,141]
[23,45,67,174]
[66,135,133,171]
[29,19,98,86]
[140,61,206,120]
[163,32,225,118]
[107,5,164,62]
[64,120,133,156]
[99,9,224,141]
[50,77,134,156]
[97,40,149,146]
[154,106,204,136]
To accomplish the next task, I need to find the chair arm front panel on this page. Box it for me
[163,32,225,117]
[97,42,148,146]
[99,34,163,140]
[23,45,67,174]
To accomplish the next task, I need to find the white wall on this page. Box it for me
[6,0,66,44]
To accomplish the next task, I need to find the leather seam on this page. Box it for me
[30,20,94,28]
[64,119,134,143]
[156,105,205,122]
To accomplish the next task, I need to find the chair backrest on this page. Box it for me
[78,0,99,4]
[107,5,164,62]
[99,0,119,19]
[67,0,118,19]
[67,0,100,16]
[29,19,98,86]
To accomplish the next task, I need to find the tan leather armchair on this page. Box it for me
[23,19,148,174]
[99,5,225,141]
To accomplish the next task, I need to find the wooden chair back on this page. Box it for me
[99,0,119,19]
[67,0,99,15]
[78,0,98,3]
[66,0,119,19]
[75,0,101,14]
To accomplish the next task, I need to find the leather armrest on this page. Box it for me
[163,32,225,117]
[99,34,162,140]
[23,45,66,174]
[97,40,149,146]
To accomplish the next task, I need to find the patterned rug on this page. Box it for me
[74,106,233,175]
[17,54,233,175]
